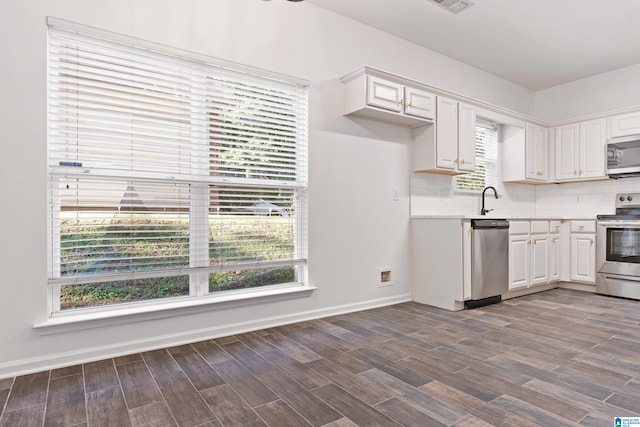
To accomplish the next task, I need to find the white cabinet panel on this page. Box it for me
[457,102,477,172]
[509,235,530,290]
[570,234,596,283]
[367,76,402,112]
[549,234,560,282]
[579,118,607,179]
[404,86,435,120]
[610,111,640,138]
[555,123,579,181]
[531,236,549,285]
[436,96,459,171]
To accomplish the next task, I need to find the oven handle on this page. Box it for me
[597,221,640,227]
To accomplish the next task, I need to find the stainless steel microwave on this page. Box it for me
[607,135,640,178]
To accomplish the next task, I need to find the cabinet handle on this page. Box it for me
[454,158,459,164]
[579,170,583,175]
[460,159,465,165]
[579,225,584,230]
[590,239,594,244]
[399,99,403,106]
[574,170,577,176]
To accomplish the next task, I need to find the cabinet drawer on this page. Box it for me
[530,221,549,234]
[571,220,595,233]
[549,221,561,234]
[509,221,530,235]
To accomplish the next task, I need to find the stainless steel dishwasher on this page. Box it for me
[465,219,509,309]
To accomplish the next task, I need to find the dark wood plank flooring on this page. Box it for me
[1,289,639,426]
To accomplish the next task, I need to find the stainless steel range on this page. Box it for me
[596,193,640,300]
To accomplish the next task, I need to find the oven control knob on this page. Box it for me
[629,195,634,201]
[620,196,626,201]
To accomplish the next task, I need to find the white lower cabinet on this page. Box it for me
[570,221,596,283]
[412,218,467,311]
[508,221,558,291]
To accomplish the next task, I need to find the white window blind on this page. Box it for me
[47,19,308,311]
[456,119,498,192]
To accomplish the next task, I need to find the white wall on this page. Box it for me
[534,62,640,123]
[0,0,536,377]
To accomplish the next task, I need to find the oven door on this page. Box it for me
[597,220,640,276]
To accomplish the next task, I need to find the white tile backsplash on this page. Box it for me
[411,174,640,218]
[410,173,536,217]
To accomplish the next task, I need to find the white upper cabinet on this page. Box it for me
[580,119,607,178]
[610,111,640,138]
[435,96,459,171]
[554,123,579,181]
[413,97,476,175]
[404,86,436,120]
[366,76,403,112]
[525,123,549,181]
[554,119,606,182]
[502,122,550,184]
[457,102,477,172]
[341,67,435,127]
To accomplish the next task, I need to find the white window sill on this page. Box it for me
[34,284,316,335]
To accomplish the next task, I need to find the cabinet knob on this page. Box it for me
[579,170,583,175]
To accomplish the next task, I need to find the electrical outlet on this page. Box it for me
[378,268,392,287]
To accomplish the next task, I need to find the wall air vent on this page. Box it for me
[429,0,474,14]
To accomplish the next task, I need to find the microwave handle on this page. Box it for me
[598,221,640,227]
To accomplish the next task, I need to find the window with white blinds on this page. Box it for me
[47,19,308,313]
[456,119,498,192]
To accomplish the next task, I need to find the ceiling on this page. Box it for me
[307,0,640,91]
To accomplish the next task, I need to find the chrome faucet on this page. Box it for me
[481,186,498,215]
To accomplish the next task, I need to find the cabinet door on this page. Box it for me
[571,234,596,283]
[554,123,579,181]
[579,118,606,179]
[404,87,435,120]
[537,127,550,181]
[367,76,402,112]
[509,235,530,290]
[525,123,548,181]
[457,102,476,172]
[549,234,560,282]
[435,96,459,171]
[610,111,640,138]
[530,236,549,285]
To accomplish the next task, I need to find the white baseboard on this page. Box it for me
[558,281,596,293]
[0,293,411,380]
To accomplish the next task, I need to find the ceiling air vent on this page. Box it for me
[429,0,474,14]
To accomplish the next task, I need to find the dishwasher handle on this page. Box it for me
[471,219,509,229]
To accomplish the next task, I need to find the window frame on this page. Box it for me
[46,17,309,318]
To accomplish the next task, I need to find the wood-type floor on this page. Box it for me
[1,288,639,426]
